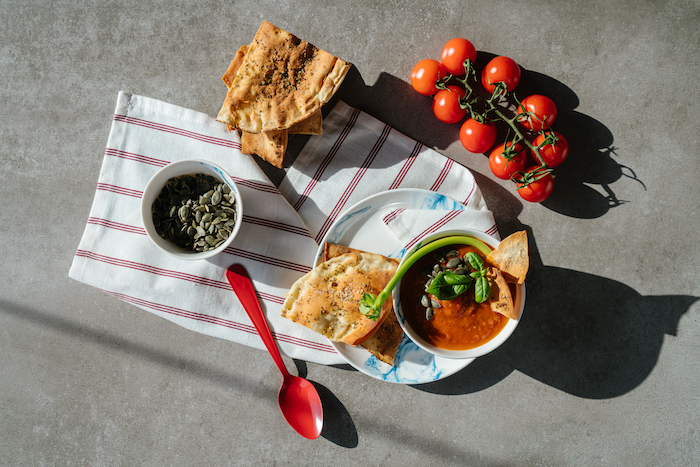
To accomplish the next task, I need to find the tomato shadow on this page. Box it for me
[284,59,641,220]
[411,228,698,398]
[515,68,645,217]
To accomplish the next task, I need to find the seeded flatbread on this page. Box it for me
[221,40,324,167]
[217,20,350,134]
[282,251,397,347]
[323,243,403,366]
[221,45,324,135]
[486,230,529,284]
[288,109,323,135]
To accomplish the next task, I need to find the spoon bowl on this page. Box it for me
[279,375,324,439]
[226,264,323,439]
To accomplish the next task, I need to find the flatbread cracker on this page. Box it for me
[323,243,403,366]
[487,268,518,320]
[222,40,324,167]
[282,251,397,347]
[486,230,529,284]
[240,130,287,168]
[222,45,323,136]
[222,44,249,88]
[356,311,403,366]
[216,20,350,134]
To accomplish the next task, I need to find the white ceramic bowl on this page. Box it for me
[141,159,243,260]
[392,228,525,359]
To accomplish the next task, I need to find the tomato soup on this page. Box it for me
[399,244,511,350]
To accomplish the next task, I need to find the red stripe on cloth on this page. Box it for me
[430,158,454,191]
[96,183,143,198]
[77,250,294,307]
[241,215,312,238]
[403,210,463,251]
[461,178,476,205]
[382,208,405,224]
[388,141,422,190]
[105,149,279,196]
[76,249,234,289]
[113,114,242,150]
[255,291,285,305]
[87,217,147,235]
[101,289,336,353]
[230,177,280,194]
[79,215,311,274]
[293,107,361,211]
[88,216,308,256]
[222,247,312,274]
[314,124,392,243]
[105,148,169,167]
[485,224,499,236]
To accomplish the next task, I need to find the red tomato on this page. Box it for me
[532,131,569,167]
[515,166,555,202]
[432,85,467,124]
[411,59,449,96]
[518,95,557,131]
[460,118,497,153]
[481,56,521,93]
[440,38,477,76]
[488,142,527,180]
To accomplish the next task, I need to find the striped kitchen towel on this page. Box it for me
[69,93,496,366]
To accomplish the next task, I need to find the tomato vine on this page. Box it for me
[450,59,552,179]
[411,40,570,203]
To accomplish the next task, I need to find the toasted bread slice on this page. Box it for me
[221,38,324,167]
[217,20,349,133]
[282,251,397,346]
[323,243,403,365]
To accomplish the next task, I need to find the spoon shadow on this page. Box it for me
[291,359,358,446]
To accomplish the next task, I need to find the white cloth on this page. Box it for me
[69,94,497,365]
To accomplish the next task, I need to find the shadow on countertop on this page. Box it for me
[411,229,698,398]
[279,54,645,220]
[277,60,697,439]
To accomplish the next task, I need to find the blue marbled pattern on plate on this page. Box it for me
[363,337,445,383]
[326,204,374,244]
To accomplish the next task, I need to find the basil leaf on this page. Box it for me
[474,276,491,303]
[359,293,380,321]
[464,252,484,271]
[427,271,473,300]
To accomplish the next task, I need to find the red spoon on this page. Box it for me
[226,264,323,439]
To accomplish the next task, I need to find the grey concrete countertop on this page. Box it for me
[2,1,699,465]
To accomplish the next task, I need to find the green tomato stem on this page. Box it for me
[457,69,549,171]
[370,235,493,312]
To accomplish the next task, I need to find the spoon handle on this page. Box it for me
[226,264,289,377]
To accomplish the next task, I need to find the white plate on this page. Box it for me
[314,188,476,384]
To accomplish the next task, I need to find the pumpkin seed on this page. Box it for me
[151,172,237,252]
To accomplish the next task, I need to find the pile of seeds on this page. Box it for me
[420,249,469,320]
[151,173,237,252]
